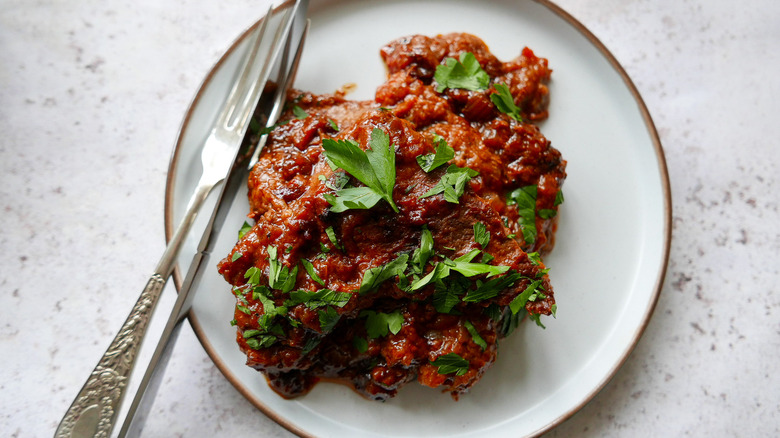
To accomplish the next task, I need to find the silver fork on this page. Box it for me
[54,5,301,437]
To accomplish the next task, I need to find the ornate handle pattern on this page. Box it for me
[55,274,166,438]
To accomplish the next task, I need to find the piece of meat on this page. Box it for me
[217,32,566,400]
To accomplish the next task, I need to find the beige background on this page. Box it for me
[1,0,777,436]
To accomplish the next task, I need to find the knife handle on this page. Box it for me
[54,274,166,438]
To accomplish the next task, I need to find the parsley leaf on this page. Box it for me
[507,185,538,245]
[358,254,409,294]
[434,52,490,93]
[231,252,242,262]
[300,259,325,286]
[432,276,469,313]
[238,221,252,240]
[325,226,343,251]
[410,261,451,291]
[445,250,509,278]
[554,189,565,206]
[328,118,340,131]
[490,83,523,122]
[266,246,298,293]
[352,336,369,353]
[244,267,261,286]
[301,337,321,355]
[431,353,469,375]
[245,334,277,350]
[361,310,404,339]
[420,164,479,203]
[462,271,524,302]
[324,187,383,213]
[292,105,308,119]
[463,320,487,351]
[411,226,434,274]
[527,251,542,265]
[287,289,351,309]
[411,251,508,292]
[318,306,340,333]
[509,280,543,315]
[528,311,546,329]
[538,189,565,219]
[319,171,349,191]
[322,128,399,212]
[473,222,490,248]
[417,135,455,172]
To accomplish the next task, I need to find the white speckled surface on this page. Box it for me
[1,0,778,437]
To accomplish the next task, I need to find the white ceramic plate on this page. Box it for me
[164,0,671,436]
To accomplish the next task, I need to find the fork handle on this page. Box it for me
[54,274,166,438]
[54,183,213,438]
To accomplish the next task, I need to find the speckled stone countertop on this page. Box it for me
[1,0,778,437]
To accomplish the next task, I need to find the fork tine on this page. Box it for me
[247,19,310,168]
[220,4,290,128]
[218,5,272,125]
[268,19,309,123]
[231,0,305,133]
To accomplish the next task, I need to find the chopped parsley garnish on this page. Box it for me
[360,310,404,339]
[410,261,450,291]
[252,289,288,333]
[325,226,343,251]
[411,250,508,291]
[445,249,509,278]
[231,252,243,262]
[473,222,490,248]
[352,336,369,353]
[490,83,522,122]
[358,254,409,294]
[300,259,325,286]
[328,118,340,131]
[462,271,524,303]
[538,189,565,219]
[431,353,469,375]
[528,312,546,329]
[420,164,479,203]
[244,267,261,286]
[464,320,487,351]
[554,189,565,206]
[431,276,469,314]
[508,279,543,314]
[322,128,399,213]
[411,226,434,274]
[319,171,350,191]
[238,221,252,239]
[434,52,490,93]
[267,245,298,293]
[507,185,538,245]
[499,311,523,337]
[318,306,340,333]
[287,288,350,309]
[507,187,564,244]
[417,135,455,172]
[301,337,321,355]
[292,105,309,119]
[245,334,277,350]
